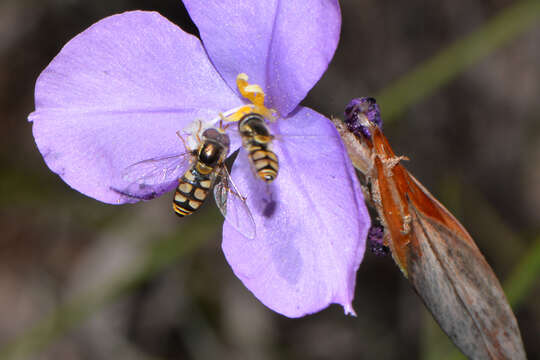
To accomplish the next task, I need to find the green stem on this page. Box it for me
[504,235,540,309]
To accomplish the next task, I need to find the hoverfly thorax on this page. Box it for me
[195,128,230,174]
[238,113,273,143]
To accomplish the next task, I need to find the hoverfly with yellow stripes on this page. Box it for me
[114,125,256,239]
[237,112,279,183]
[221,73,280,184]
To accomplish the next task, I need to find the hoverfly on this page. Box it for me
[237,112,279,183]
[220,73,280,184]
[114,126,256,239]
[333,98,526,360]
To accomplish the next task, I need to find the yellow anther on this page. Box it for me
[224,105,258,122]
[236,73,266,108]
[229,73,276,122]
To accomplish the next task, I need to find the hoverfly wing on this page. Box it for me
[404,172,526,360]
[114,153,192,201]
[214,167,256,240]
[122,153,192,185]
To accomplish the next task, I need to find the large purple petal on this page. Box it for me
[184,0,341,116]
[222,107,369,317]
[29,11,241,204]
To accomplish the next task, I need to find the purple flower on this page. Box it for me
[29,1,370,317]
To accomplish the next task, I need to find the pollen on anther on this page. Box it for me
[225,73,276,122]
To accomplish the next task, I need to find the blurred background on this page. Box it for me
[1,0,539,359]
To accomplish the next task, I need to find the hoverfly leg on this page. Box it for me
[218,113,228,129]
[176,130,191,153]
[194,119,206,144]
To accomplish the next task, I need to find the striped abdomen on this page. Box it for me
[172,166,214,217]
[247,143,279,183]
[238,113,279,183]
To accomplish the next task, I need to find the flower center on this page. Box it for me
[223,73,277,122]
[180,74,276,150]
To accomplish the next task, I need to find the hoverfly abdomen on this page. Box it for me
[238,113,279,183]
[173,168,214,217]
[249,146,279,183]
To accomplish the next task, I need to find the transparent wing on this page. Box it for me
[122,152,192,186]
[112,152,192,201]
[214,167,257,239]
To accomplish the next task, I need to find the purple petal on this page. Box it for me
[184,0,341,116]
[29,11,241,204]
[222,107,369,317]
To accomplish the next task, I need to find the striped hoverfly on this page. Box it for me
[221,73,280,184]
[114,125,256,239]
[237,112,279,183]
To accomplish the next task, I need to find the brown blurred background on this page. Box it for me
[0,0,539,359]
